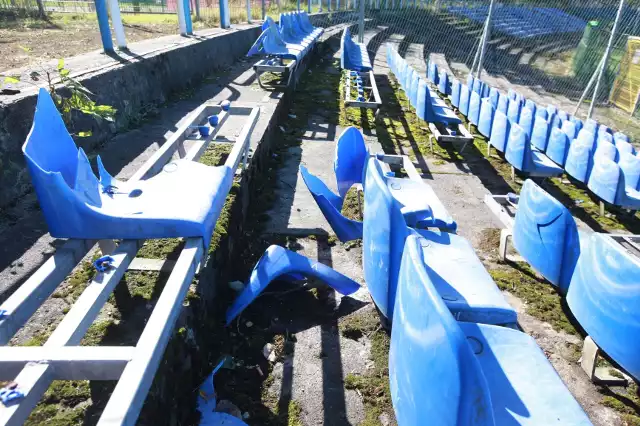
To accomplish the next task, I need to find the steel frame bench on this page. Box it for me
[343,70,382,112]
[0,103,259,425]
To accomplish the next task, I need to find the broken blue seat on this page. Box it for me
[458,84,471,117]
[417,81,462,125]
[363,157,515,324]
[225,245,361,324]
[298,126,367,242]
[23,89,232,243]
[546,120,577,166]
[567,232,640,381]
[280,13,316,47]
[340,27,372,71]
[247,25,304,61]
[300,127,456,242]
[478,98,495,138]
[390,235,592,425]
[565,131,597,183]
[488,110,511,153]
[512,180,584,294]
[587,154,640,209]
[505,123,563,177]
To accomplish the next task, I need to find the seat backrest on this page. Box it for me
[410,74,420,108]
[619,152,640,191]
[518,106,535,137]
[497,92,508,114]
[535,107,548,120]
[472,77,483,95]
[565,136,596,183]
[428,61,439,85]
[450,79,461,108]
[524,99,536,114]
[334,127,367,199]
[566,233,640,381]
[489,87,500,109]
[23,88,79,188]
[569,116,583,133]
[615,139,635,159]
[467,73,475,89]
[489,110,511,153]
[468,91,482,126]
[587,157,620,204]
[459,84,471,116]
[478,98,495,138]
[561,120,577,140]
[390,233,494,426]
[340,28,351,69]
[506,97,522,123]
[597,131,613,146]
[513,180,581,293]
[614,132,630,144]
[546,104,558,116]
[505,122,531,171]
[363,157,409,319]
[438,71,449,95]
[593,141,618,163]
[530,114,552,152]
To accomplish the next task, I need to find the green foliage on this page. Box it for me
[0,59,116,137]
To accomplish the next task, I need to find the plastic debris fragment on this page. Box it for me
[0,382,24,406]
[93,255,115,272]
[0,309,8,320]
[221,100,231,111]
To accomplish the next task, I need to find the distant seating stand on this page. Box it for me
[341,28,381,112]
[247,12,323,89]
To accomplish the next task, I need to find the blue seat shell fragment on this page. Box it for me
[23,89,232,245]
[390,234,592,426]
[197,359,249,425]
[225,245,361,324]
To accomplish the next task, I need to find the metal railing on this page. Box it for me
[0,102,259,426]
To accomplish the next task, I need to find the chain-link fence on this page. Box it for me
[358,0,640,142]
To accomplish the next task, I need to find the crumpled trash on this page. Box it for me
[0,382,23,406]
[262,343,277,362]
[93,255,115,272]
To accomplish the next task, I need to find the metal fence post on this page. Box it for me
[194,0,200,20]
[94,0,114,52]
[358,0,364,42]
[184,0,193,34]
[476,0,494,79]
[262,0,266,20]
[297,0,300,11]
[177,0,187,34]
[588,0,626,119]
[247,0,252,23]
[220,0,230,28]
[107,0,127,49]
[308,0,311,13]
[327,0,330,12]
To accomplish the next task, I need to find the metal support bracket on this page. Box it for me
[580,336,629,386]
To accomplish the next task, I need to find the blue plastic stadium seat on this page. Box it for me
[513,180,583,293]
[565,132,596,183]
[508,88,517,101]
[518,106,535,137]
[458,84,471,116]
[409,74,420,108]
[247,22,304,61]
[416,81,462,125]
[450,79,461,108]
[547,105,558,117]
[489,111,511,153]
[438,71,450,95]
[615,139,635,160]
[535,107,548,120]
[569,116,584,133]
[505,123,563,177]
[363,157,513,324]
[23,89,232,243]
[551,110,568,129]
[340,27,372,71]
[280,14,314,50]
[298,11,323,38]
[489,87,500,108]
[468,91,482,126]
[546,121,576,166]
[567,233,640,381]
[226,245,361,324]
[467,73,475,90]
[390,234,592,426]
[404,68,415,95]
[507,97,522,123]
[478,98,495,138]
[472,78,484,95]
[588,156,640,209]
[530,114,553,152]
[594,141,618,163]
[497,92,508,114]
[524,99,536,114]
[298,126,367,242]
[614,132,630,144]
[428,61,439,85]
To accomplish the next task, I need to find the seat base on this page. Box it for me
[460,322,592,425]
[415,229,517,325]
[528,150,564,177]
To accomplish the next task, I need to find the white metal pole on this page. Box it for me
[588,0,626,119]
[177,0,187,35]
[108,0,127,49]
[358,0,365,43]
[476,0,494,79]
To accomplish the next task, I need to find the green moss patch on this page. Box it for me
[489,263,579,336]
[600,382,640,426]
[137,238,184,259]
